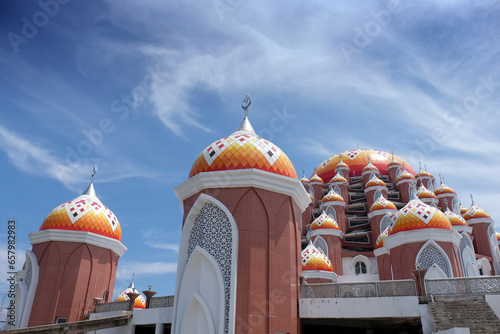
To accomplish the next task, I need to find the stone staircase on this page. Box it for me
[428,295,500,333]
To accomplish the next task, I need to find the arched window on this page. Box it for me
[396,167,402,180]
[416,241,452,278]
[379,215,392,233]
[355,262,367,275]
[326,206,337,221]
[351,255,371,275]
[459,232,477,277]
[451,197,458,213]
[309,186,314,199]
[373,189,382,202]
[334,185,341,195]
[314,236,328,257]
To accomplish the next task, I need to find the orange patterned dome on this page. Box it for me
[459,205,468,216]
[365,175,386,189]
[40,183,122,241]
[363,160,379,173]
[322,188,345,203]
[189,117,297,179]
[463,205,491,221]
[302,242,333,272]
[310,172,323,183]
[329,172,347,184]
[397,169,415,182]
[315,149,415,181]
[417,185,437,200]
[311,211,340,230]
[496,232,500,241]
[375,227,390,249]
[434,183,456,196]
[389,199,452,235]
[300,176,310,184]
[115,282,146,309]
[370,196,397,213]
[444,209,468,226]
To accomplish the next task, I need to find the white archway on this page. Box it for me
[314,236,328,257]
[416,240,453,278]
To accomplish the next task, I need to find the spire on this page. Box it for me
[235,94,255,134]
[470,194,475,206]
[128,273,136,289]
[409,183,419,201]
[81,164,97,197]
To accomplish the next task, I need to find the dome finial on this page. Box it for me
[419,161,422,171]
[81,164,98,197]
[242,93,252,117]
[409,183,419,201]
[91,164,97,183]
[303,169,306,178]
[470,194,475,206]
[444,198,450,212]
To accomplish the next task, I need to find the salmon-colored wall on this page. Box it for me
[377,253,392,280]
[301,204,313,235]
[311,184,324,208]
[397,182,411,203]
[471,223,493,259]
[183,187,302,334]
[29,241,118,327]
[389,241,462,280]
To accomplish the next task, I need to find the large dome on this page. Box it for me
[40,183,122,241]
[189,117,297,179]
[315,149,416,182]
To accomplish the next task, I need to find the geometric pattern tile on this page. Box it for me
[302,243,333,272]
[463,205,491,220]
[40,194,122,241]
[375,227,389,249]
[445,210,468,226]
[434,183,456,196]
[365,175,386,189]
[311,212,340,231]
[189,132,297,179]
[370,196,397,212]
[417,185,437,199]
[315,149,416,182]
[329,172,347,184]
[322,189,344,203]
[390,200,452,235]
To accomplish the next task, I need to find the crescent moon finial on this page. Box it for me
[242,94,252,117]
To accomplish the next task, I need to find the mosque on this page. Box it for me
[4,98,500,333]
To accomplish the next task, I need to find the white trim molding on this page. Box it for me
[367,208,397,219]
[311,229,344,239]
[28,230,127,256]
[303,270,338,282]
[175,169,311,212]
[382,229,461,251]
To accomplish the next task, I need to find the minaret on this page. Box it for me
[20,166,126,328]
[173,96,309,334]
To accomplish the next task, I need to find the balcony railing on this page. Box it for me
[425,276,500,295]
[150,295,175,308]
[95,300,129,313]
[301,280,417,298]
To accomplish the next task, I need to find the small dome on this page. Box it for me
[315,149,416,181]
[310,211,340,231]
[40,183,122,241]
[387,154,401,167]
[396,169,415,182]
[329,171,347,184]
[417,185,437,200]
[375,227,390,249]
[444,209,468,226]
[115,281,146,309]
[302,242,333,272]
[496,232,500,241]
[365,175,386,189]
[363,160,379,174]
[463,205,491,221]
[370,196,397,213]
[322,188,345,203]
[310,172,324,183]
[336,155,349,169]
[189,117,297,179]
[389,198,452,235]
[434,183,456,196]
[459,205,468,216]
[300,176,310,184]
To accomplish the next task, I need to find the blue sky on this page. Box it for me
[1,0,500,299]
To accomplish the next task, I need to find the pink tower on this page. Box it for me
[17,170,126,328]
[172,98,310,334]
